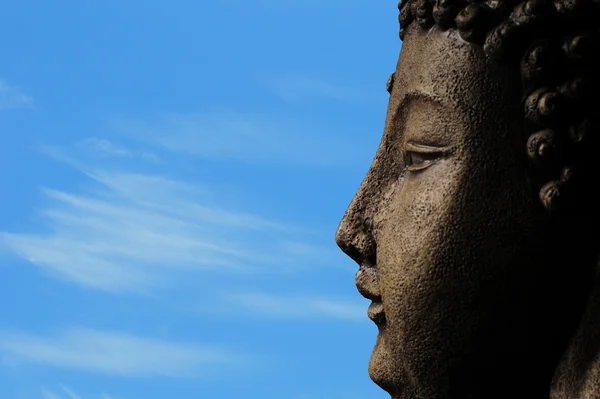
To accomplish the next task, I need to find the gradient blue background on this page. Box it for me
[0,1,401,398]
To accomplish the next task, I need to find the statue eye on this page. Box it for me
[404,150,443,172]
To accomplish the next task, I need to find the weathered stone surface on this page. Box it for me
[336,1,600,398]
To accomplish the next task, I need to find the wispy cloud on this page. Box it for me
[42,385,118,399]
[0,328,244,377]
[42,388,63,399]
[262,74,364,103]
[60,386,83,399]
[111,111,361,166]
[1,140,326,292]
[217,291,365,322]
[219,0,365,12]
[76,138,160,163]
[0,79,34,109]
[78,138,131,157]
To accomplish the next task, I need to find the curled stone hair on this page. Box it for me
[397,0,600,213]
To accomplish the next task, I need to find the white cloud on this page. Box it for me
[111,111,361,166]
[218,0,365,11]
[60,386,83,399]
[42,388,64,399]
[76,138,160,162]
[218,291,365,321]
[140,151,161,162]
[0,328,244,377]
[42,385,121,399]
[78,138,132,157]
[0,142,326,292]
[0,79,34,109]
[263,74,363,102]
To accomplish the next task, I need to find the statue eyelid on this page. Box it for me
[403,142,453,172]
[405,142,454,154]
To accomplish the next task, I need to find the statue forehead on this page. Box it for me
[393,27,517,118]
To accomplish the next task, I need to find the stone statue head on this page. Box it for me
[335,0,600,397]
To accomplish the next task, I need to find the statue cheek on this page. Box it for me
[380,159,463,248]
[376,162,464,293]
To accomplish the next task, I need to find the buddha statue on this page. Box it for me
[335,0,600,398]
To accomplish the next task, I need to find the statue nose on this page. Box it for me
[335,230,363,263]
[335,148,383,267]
[335,212,376,266]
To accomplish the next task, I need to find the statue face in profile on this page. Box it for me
[336,1,600,398]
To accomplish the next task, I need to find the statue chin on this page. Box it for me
[368,333,398,396]
[336,1,600,398]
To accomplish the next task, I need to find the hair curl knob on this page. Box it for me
[539,92,560,115]
[484,21,527,59]
[521,41,557,83]
[433,0,462,28]
[554,0,582,13]
[527,129,558,162]
[525,89,565,124]
[416,0,435,28]
[525,0,551,14]
[565,34,595,60]
[455,4,480,30]
[456,4,492,43]
[399,1,415,40]
[540,180,563,211]
[569,118,595,144]
[559,77,590,99]
[560,165,577,183]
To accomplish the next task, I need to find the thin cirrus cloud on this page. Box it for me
[76,137,160,163]
[217,291,366,322]
[0,140,325,293]
[0,78,34,109]
[41,388,64,399]
[261,74,365,103]
[42,385,116,399]
[110,111,363,166]
[0,328,244,377]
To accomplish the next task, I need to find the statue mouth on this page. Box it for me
[355,265,381,299]
[368,301,386,326]
[355,265,385,326]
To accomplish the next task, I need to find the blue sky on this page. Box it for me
[0,1,401,398]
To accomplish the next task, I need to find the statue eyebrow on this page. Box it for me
[398,91,446,110]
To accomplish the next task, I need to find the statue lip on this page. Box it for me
[355,266,382,302]
[355,265,386,325]
[368,301,386,326]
